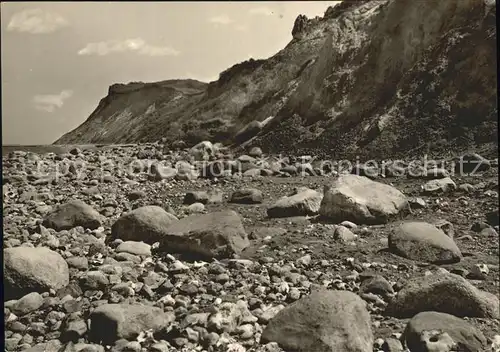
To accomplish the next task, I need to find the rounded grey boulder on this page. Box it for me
[4,247,69,300]
[261,289,373,352]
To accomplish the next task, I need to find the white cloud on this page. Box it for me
[33,90,73,112]
[7,8,69,34]
[77,38,180,57]
[249,7,274,16]
[208,15,234,25]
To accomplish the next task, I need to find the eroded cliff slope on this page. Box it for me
[56,0,497,159]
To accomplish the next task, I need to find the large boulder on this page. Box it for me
[388,221,462,264]
[319,175,408,224]
[43,200,102,231]
[111,206,178,243]
[261,289,373,352]
[385,273,499,318]
[4,247,69,299]
[156,210,250,259]
[89,304,175,344]
[402,311,487,352]
[267,188,323,218]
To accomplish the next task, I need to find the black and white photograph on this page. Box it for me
[1,1,499,351]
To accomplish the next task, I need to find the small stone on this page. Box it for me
[80,271,109,290]
[340,220,357,229]
[468,264,489,280]
[151,342,170,352]
[186,202,205,214]
[335,225,356,242]
[116,241,151,256]
[11,292,44,316]
[296,254,312,267]
[124,341,142,352]
[289,288,301,301]
[491,335,500,352]
[382,337,404,352]
[64,319,88,342]
[237,324,255,339]
[66,257,89,271]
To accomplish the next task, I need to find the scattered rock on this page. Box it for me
[267,188,323,218]
[359,275,394,300]
[261,289,373,352]
[111,206,178,243]
[388,221,462,264]
[43,200,102,231]
[409,197,427,209]
[486,209,499,227]
[422,177,457,195]
[127,190,146,201]
[471,221,491,233]
[468,263,489,280]
[402,311,487,352]
[11,292,44,316]
[334,225,356,242]
[455,153,491,174]
[22,339,63,352]
[248,147,263,158]
[116,241,152,256]
[385,273,499,318]
[157,210,250,259]
[2,145,498,352]
[230,188,263,204]
[151,164,177,181]
[186,202,205,214]
[4,247,69,299]
[89,304,175,344]
[433,219,455,238]
[320,175,409,224]
[184,191,209,205]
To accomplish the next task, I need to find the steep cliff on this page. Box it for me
[55,0,497,159]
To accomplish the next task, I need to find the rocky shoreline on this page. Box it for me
[3,142,499,352]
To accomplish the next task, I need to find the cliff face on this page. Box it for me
[55,0,497,159]
[55,80,207,144]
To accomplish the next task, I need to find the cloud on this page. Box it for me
[77,38,180,56]
[33,90,73,112]
[249,7,275,16]
[208,15,234,25]
[7,8,69,34]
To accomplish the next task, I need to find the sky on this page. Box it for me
[1,1,341,145]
